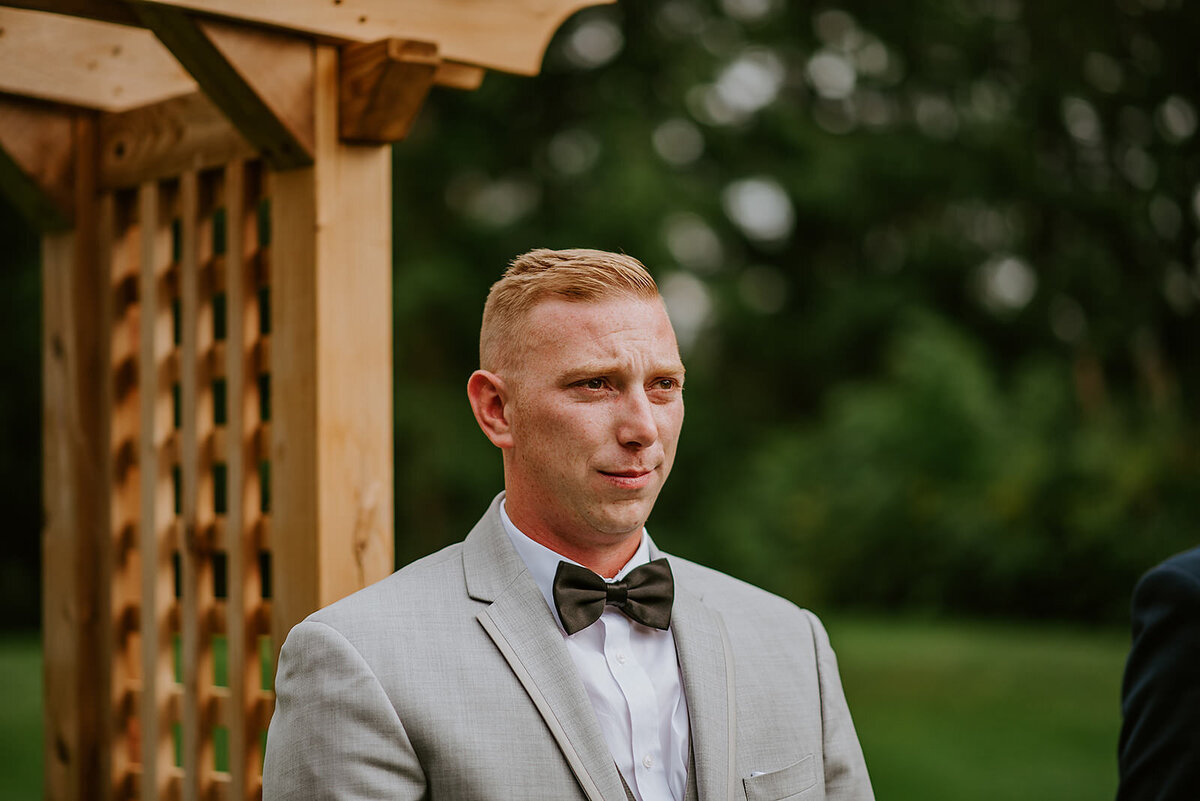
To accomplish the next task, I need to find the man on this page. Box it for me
[1116,545,1200,801]
[263,248,874,800]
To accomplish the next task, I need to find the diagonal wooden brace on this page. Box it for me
[132,2,315,168]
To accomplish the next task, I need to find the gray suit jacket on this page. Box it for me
[263,496,874,800]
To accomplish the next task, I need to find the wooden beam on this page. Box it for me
[0,0,140,27]
[271,44,393,649]
[0,7,196,111]
[99,91,255,190]
[0,96,75,230]
[339,38,438,144]
[134,5,314,168]
[434,60,486,92]
[135,0,614,76]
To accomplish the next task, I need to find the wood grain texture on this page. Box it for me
[99,92,255,191]
[135,0,614,75]
[264,160,316,652]
[199,17,315,157]
[339,38,438,144]
[94,189,120,801]
[0,7,196,110]
[191,170,219,801]
[270,43,393,651]
[311,46,394,607]
[133,5,315,168]
[434,60,486,91]
[107,185,143,801]
[177,169,202,801]
[221,159,267,801]
[137,179,178,801]
[41,118,110,801]
[0,96,76,229]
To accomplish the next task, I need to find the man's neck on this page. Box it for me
[532,536,640,579]
[502,504,642,578]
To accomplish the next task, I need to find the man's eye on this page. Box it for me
[584,378,606,390]
[654,379,679,390]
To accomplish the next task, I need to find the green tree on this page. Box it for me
[388,0,1200,621]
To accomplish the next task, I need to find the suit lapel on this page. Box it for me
[462,500,736,801]
[670,576,737,801]
[465,498,627,801]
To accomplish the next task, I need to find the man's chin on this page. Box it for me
[587,500,657,538]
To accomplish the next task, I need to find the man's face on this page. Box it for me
[500,295,685,555]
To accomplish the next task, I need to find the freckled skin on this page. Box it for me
[468,296,685,577]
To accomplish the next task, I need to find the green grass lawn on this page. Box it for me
[0,633,42,801]
[829,616,1129,801]
[0,618,1129,800]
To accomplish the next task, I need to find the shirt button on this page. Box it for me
[616,653,627,665]
[642,754,654,769]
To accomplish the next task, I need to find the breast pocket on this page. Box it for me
[742,753,818,801]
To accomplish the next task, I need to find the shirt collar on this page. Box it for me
[498,493,653,632]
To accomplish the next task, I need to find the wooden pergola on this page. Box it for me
[0,1,607,798]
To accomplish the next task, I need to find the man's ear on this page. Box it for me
[467,370,514,449]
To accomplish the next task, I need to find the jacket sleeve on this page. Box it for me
[803,610,875,801]
[1116,559,1200,801]
[263,619,427,800]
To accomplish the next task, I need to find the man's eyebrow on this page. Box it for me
[559,362,686,382]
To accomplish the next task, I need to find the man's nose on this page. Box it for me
[616,387,658,449]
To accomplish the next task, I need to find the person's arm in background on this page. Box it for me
[1116,553,1200,801]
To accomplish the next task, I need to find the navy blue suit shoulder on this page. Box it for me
[1116,546,1200,801]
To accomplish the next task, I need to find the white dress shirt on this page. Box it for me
[500,498,690,801]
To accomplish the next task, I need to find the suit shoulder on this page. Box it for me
[1138,546,1200,598]
[1155,546,1200,582]
[667,554,812,621]
[307,541,466,626]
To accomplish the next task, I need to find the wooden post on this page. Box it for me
[270,43,394,649]
[41,114,110,801]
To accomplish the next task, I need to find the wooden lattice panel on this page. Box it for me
[37,38,398,801]
[104,161,274,801]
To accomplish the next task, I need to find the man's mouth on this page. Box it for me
[598,468,655,489]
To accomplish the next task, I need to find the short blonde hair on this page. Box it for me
[480,248,660,371]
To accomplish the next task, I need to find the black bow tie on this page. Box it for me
[552,558,674,635]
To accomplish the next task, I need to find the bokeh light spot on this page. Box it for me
[721,177,795,245]
[976,254,1037,313]
[563,15,624,69]
[653,118,706,166]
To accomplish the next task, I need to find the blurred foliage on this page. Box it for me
[2,0,1198,628]
[703,313,1194,621]
[387,0,1199,622]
